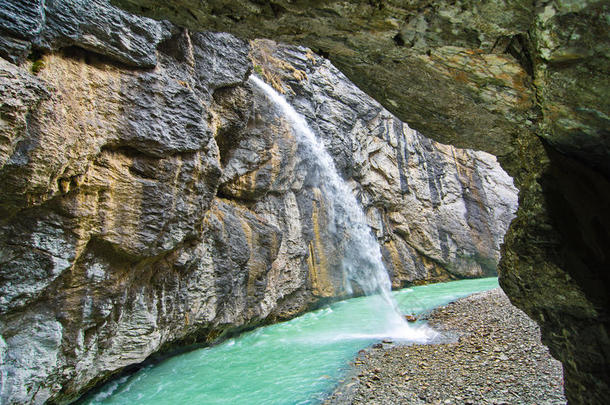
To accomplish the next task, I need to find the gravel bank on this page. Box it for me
[325,288,566,404]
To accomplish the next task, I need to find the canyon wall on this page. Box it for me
[0,1,518,403]
[250,40,516,285]
[110,1,610,403]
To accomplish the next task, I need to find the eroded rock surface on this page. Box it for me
[0,27,247,402]
[251,41,517,285]
[0,1,518,403]
[110,1,610,402]
[0,0,171,67]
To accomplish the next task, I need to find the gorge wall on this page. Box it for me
[0,1,518,403]
[249,40,517,285]
[108,1,610,403]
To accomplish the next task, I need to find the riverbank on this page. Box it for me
[325,288,566,404]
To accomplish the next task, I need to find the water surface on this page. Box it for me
[85,277,499,405]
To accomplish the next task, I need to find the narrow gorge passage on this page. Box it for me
[82,278,500,405]
[81,77,503,405]
[2,0,607,402]
[0,2,522,403]
[105,2,610,401]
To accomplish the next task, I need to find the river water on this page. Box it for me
[83,76,500,404]
[84,277,499,404]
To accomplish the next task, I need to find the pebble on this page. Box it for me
[324,288,567,404]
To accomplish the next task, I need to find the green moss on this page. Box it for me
[28,50,46,75]
[31,59,45,75]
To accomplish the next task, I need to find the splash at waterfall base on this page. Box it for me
[81,279,501,404]
[327,289,566,405]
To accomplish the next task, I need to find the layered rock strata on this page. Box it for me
[110,1,610,403]
[250,40,517,285]
[0,1,516,403]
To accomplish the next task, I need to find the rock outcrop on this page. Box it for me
[0,1,518,403]
[0,0,171,67]
[109,1,610,403]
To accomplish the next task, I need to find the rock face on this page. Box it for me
[0,0,171,67]
[250,40,517,285]
[0,1,518,403]
[110,1,610,403]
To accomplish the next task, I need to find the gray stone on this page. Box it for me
[0,0,44,62]
[0,309,63,405]
[0,212,79,313]
[191,32,252,92]
[0,0,171,66]
[0,6,518,404]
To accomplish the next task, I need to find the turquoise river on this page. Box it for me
[83,277,499,404]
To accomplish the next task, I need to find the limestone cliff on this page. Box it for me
[250,40,517,285]
[0,1,516,403]
[109,1,610,403]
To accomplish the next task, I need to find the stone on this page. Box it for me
[0,27,246,403]
[0,57,50,216]
[111,0,538,158]
[326,289,566,405]
[0,2,519,403]
[0,0,171,67]
[108,1,610,402]
[0,309,63,404]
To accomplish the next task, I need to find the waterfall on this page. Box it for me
[250,75,420,337]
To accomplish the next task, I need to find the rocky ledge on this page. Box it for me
[326,289,566,405]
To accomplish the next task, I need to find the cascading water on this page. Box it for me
[249,75,420,339]
[76,75,508,405]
